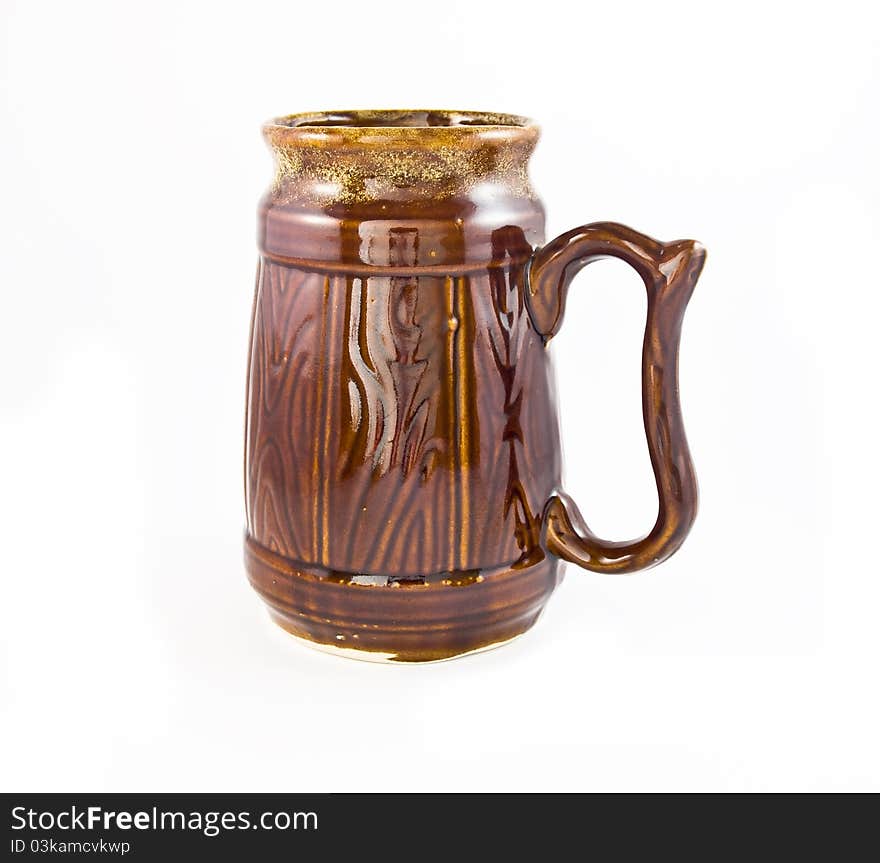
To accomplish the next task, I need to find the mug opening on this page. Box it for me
[272,109,535,130]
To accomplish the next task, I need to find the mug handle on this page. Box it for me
[524,222,706,574]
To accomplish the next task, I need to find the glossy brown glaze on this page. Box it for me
[244,110,705,661]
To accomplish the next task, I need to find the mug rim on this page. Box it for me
[263,109,540,151]
[266,109,537,131]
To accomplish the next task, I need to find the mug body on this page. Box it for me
[245,111,563,661]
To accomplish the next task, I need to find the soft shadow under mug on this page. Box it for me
[244,110,706,662]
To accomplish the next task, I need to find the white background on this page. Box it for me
[2,0,878,792]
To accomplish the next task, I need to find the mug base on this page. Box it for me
[271,623,527,665]
[245,534,561,663]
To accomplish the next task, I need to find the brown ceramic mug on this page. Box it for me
[244,110,706,662]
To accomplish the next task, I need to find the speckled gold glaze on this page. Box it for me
[263,109,538,204]
[245,109,706,662]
